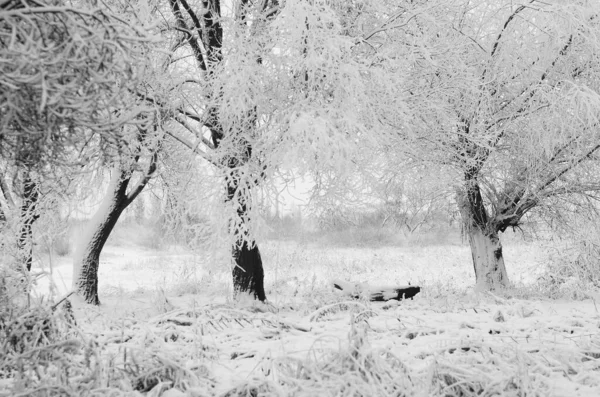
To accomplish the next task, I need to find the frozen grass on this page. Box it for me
[3,228,600,396]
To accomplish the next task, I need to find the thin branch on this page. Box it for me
[0,173,15,208]
[490,2,533,58]
[173,113,215,150]
[451,26,486,53]
[168,0,207,71]
[363,9,413,42]
[492,34,573,117]
[126,149,158,205]
[548,136,580,164]
[133,90,203,123]
[537,142,600,194]
[164,130,216,166]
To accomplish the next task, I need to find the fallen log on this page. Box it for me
[332,279,421,302]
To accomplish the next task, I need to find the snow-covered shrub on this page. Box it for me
[539,213,600,299]
[0,301,78,394]
[0,283,214,396]
[541,241,600,299]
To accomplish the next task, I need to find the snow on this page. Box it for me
[27,237,600,396]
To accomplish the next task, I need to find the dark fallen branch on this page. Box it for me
[332,279,421,302]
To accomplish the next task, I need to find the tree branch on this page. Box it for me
[125,149,158,206]
[173,113,215,149]
[168,0,207,71]
[164,129,217,166]
[0,173,15,208]
[490,2,533,58]
[536,142,600,195]
[133,90,203,123]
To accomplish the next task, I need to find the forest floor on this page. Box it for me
[12,231,600,396]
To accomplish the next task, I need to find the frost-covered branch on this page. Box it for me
[0,1,158,170]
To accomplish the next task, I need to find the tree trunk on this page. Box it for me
[72,170,130,305]
[461,171,510,291]
[73,122,158,305]
[227,178,266,302]
[0,174,14,225]
[467,227,509,290]
[17,172,39,271]
[232,241,266,301]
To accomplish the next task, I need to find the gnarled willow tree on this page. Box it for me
[384,0,600,290]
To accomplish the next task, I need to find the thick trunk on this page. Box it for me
[468,227,509,290]
[227,177,266,301]
[232,241,266,301]
[461,170,510,291]
[17,173,39,272]
[72,171,129,305]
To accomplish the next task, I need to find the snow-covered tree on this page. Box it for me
[153,0,376,301]
[72,115,162,305]
[386,0,600,290]
[0,0,156,274]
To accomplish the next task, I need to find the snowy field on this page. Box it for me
[20,235,600,396]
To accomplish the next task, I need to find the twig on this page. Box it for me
[51,291,74,311]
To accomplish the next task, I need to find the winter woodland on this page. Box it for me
[2,0,600,395]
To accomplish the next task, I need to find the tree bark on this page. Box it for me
[72,170,130,305]
[467,227,509,290]
[73,122,158,305]
[232,241,266,301]
[461,171,510,291]
[227,175,266,302]
[167,0,272,302]
[17,172,39,272]
[0,173,15,224]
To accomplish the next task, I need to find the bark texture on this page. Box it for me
[73,171,129,305]
[467,227,509,290]
[73,120,158,305]
[226,172,266,302]
[167,0,275,302]
[17,172,39,271]
[232,241,266,301]
[461,171,510,291]
[73,157,155,304]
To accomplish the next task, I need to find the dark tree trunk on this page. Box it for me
[17,172,39,271]
[226,176,266,302]
[232,241,266,301]
[166,0,272,302]
[461,171,510,291]
[73,171,130,305]
[73,123,158,305]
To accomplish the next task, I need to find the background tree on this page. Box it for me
[158,0,376,301]
[386,0,600,290]
[72,115,162,304]
[0,0,157,278]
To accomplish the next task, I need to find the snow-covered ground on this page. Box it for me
[27,237,600,396]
